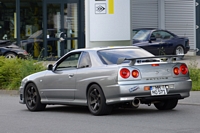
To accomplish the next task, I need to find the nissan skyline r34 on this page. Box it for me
[19,46,192,115]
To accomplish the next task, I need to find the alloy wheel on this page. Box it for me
[175,46,184,55]
[89,88,101,112]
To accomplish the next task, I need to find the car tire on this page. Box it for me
[154,99,178,110]
[5,52,17,58]
[87,84,112,115]
[25,83,46,111]
[174,45,185,56]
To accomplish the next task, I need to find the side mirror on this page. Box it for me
[47,64,53,71]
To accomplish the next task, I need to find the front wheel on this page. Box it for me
[154,99,178,110]
[25,83,46,111]
[87,84,112,115]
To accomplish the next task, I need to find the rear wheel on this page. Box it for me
[5,52,16,58]
[174,45,184,55]
[25,83,46,111]
[87,84,112,115]
[154,99,178,110]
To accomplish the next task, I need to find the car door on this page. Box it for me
[41,52,81,101]
[148,30,174,55]
[159,30,175,55]
[145,30,164,55]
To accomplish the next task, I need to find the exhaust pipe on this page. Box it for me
[131,98,140,108]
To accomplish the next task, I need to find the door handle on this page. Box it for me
[68,74,74,78]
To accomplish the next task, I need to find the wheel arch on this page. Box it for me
[86,82,105,100]
[3,51,17,56]
[174,44,185,55]
[23,81,38,102]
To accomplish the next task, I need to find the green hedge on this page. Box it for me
[188,59,200,91]
[0,57,45,90]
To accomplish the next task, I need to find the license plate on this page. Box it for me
[150,86,167,96]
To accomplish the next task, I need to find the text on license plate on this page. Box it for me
[150,86,167,96]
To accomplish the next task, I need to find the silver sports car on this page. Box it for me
[19,46,192,115]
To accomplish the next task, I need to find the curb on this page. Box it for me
[0,90,19,96]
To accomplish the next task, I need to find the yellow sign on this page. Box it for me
[108,0,114,14]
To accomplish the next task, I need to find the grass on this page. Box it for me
[188,57,200,91]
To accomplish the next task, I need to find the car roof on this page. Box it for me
[71,46,141,52]
[132,28,164,31]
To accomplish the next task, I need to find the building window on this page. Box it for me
[20,0,42,58]
[0,0,16,41]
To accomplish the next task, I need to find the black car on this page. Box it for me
[0,40,28,58]
[132,28,190,56]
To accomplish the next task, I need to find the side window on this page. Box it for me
[56,52,81,70]
[152,31,163,40]
[78,52,92,68]
[161,31,174,39]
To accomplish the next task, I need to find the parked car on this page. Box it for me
[0,40,28,58]
[19,46,192,115]
[132,28,190,57]
[13,29,68,58]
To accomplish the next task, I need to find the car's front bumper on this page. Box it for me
[106,79,192,105]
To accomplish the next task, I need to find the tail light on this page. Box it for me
[120,68,130,78]
[152,64,159,67]
[24,50,28,55]
[173,67,179,75]
[180,64,188,75]
[173,64,188,75]
[132,70,139,78]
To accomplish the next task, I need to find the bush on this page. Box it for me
[0,57,45,90]
[188,59,200,91]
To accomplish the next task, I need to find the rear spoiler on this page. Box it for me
[117,55,184,65]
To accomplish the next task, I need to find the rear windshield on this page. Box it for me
[97,48,154,65]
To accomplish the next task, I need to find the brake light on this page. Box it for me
[152,64,159,67]
[180,64,188,75]
[120,68,130,78]
[132,70,139,78]
[173,67,179,75]
[173,64,188,75]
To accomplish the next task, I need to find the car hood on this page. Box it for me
[0,42,21,49]
[22,70,48,85]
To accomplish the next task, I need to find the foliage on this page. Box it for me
[188,58,200,91]
[0,56,45,90]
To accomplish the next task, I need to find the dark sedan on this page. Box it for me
[0,40,28,58]
[132,28,190,56]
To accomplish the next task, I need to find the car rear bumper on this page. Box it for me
[106,79,192,105]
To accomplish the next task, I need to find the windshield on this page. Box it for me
[132,30,151,41]
[98,48,154,65]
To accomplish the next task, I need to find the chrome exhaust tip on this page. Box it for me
[131,98,140,108]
